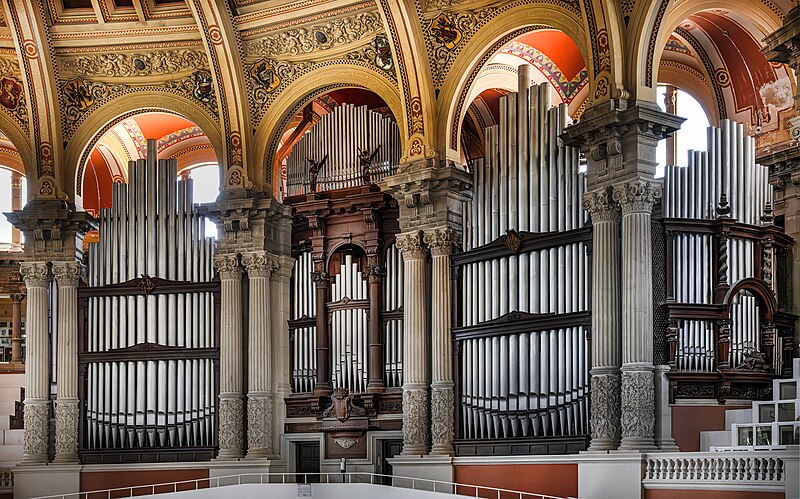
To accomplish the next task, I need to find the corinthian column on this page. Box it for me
[613,180,660,451]
[52,261,83,463]
[396,231,429,455]
[241,251,276,459]
[19,262,51,464]
[214,254,245,459]
[424,228,456,456]
[583,188,622,451]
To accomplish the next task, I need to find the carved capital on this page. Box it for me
[214,254,242,281]
[20,262,49,288]
[241,251,277,279]
[52,261,83,288]
[613,180,661,215]
[582,187,619,222]
[396,231,427,261]
[424,228,457,257]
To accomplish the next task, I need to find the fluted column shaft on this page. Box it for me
[396,232,429,455]
[583,189,622,451]
[425,228,456,456]
[242,251,276,458]
[614,180,660,451]
[52,262,83,463]
[214,254,245,459]
[10,293,23,363]
[19,262,50,464]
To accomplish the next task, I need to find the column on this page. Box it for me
[425,228,456,456]
[312,259,331,395]
[583,188,622,451]
[10,172,22,251]
[242,251,275,459]
[19,262,50,464]
[614,180,660,451]
[52,261,83,463]
[271,255,294,457]
[10,293,24,364]
[214,254,245,459]
[366,252,385,392]
[396,231,429,455]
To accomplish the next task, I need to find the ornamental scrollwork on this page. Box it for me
[57,50,208,79]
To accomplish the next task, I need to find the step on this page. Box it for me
[700,430,730,451]
[724,408,752,431]
[1,429,22,446]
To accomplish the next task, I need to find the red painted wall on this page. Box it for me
[453,464,578,499]
[672,404,749,452]
[646,489,783,499]
[81,469,209,499]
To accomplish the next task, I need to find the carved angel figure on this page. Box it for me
[307,154,328,193]
[357,145,381,185]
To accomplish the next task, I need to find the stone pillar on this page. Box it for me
[52,261,83,463]
[10,293,24,363]
[19,262,51,464]
[242,251,276,459]
[10,172,22,251]
[396,231,429,456]
[425,228,456,456]
[312,265,331,395]
[583,188,622,451]
[614,180,660,451]
[270,255,294,457]
[214,254,245,459]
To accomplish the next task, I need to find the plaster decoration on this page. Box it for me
[247,395,274,453]
[58,50,208,78]
[55,401,79,457]
[218,396,245,457]
[424,228,457,256]
[589,372,621,448]
[241,251,277,279]
[214,254,243,281]
[395,231,427,261]
[245,12,382,57]
[346,42,397,83]
[620,370,655,447]
[583,188,620,222]
[247,58,312,121]
[52,262,83,288]
[23,402,49,459]
[613,180,661,215]
[425,8,495,86]
[402,388,429,453]
[20,263,50,288]
[430,385,454,454]
[0,58,29,131]
[334,437,358,449]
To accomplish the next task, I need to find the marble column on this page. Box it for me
[242,251,276,459]
[424,228,456,456]
[19,262,51,464]
[583,188,622,451]
[52,261,83,463]
[396,231,429,455]
[214,254,245,459]
[10,172,22,251]
[10,293,24,364]
[614,180,660,451]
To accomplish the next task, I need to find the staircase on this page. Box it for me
[701,358,800,451]
[0,373,25,465]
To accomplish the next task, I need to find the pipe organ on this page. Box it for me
[382,242,404,388]
[291,251,317,393]
[454,76,590,445]
[78,140,219,463]
[330,253,369,393]
[284,103,401,197]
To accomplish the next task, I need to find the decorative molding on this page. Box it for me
[57,49,208,79]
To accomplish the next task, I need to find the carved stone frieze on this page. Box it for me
[23,402,49,462]
[619,369,655,449]
[214,254,243,281]
[55,401,80,460]
[247,395,274,456]
[396,231,427,261]
[613,180,661,215]
[245,12,382,58]
[588,372,621,450]
[218,396,245,458]
[402,388,428,454]
[430,385,454,455]
[57,50,208,79]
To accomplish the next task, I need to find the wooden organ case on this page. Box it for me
[283,102,404,460]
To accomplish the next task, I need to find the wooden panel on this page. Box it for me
[81,468,209,498]
[453,463,578,499]
[672,404,749,452]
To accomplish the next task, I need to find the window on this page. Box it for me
[656,85,711,176]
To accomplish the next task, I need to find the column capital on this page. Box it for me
[241,251,278,279]
[583,187,620,222]
[214,254,243,280]
[396,231,427,261]
[424,228,458,257]
[10,293,24,303]
[20,262,50,288]
[52,261,84,288]
[613,179,661,215]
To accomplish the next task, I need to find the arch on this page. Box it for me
[64,90,223,205]
[723,277,778,322]
[657,64,721,125]
[631,0,785,103]
[0,111,33,194]
[436,4,590,161]
[253,63,404,198]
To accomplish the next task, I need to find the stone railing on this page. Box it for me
[0,468,13,491]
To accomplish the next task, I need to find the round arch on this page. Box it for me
[64,90,223,204]
[436,5,590,161]
[723,277,778,322]
[0,110,33,192]
[657,64,721,125]
[632,0,785,104]
[253,63,404,197]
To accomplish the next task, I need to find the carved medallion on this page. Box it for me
[0,77,22,110]
[428,14,462,50]
[504,229,522,253]
[63,78,94,111]
[374,35,393,71]
[249,59,281,94]
[192,71,214,103]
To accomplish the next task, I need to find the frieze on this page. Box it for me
[57,50,208,79]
